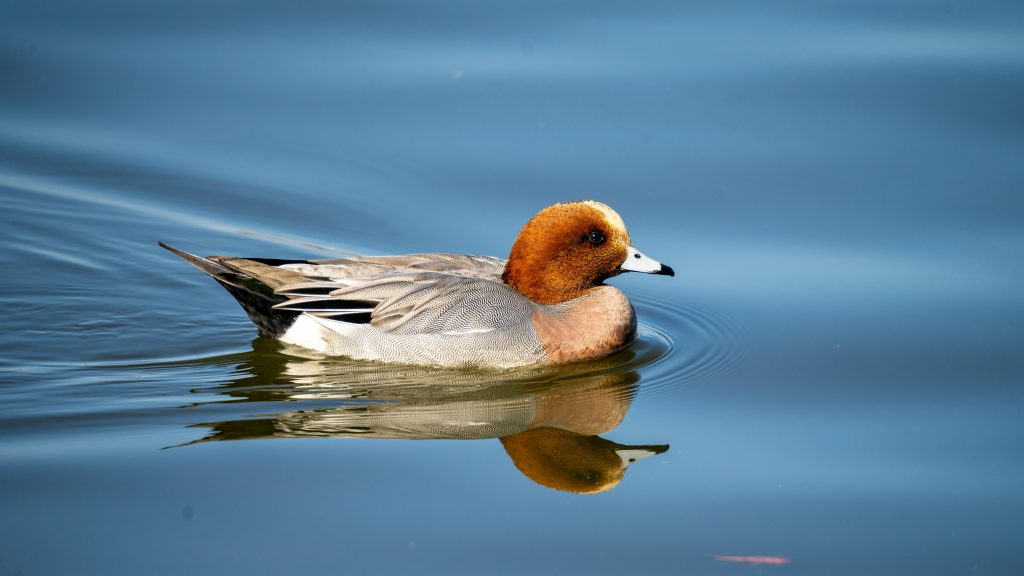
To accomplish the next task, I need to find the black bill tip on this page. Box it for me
[655,264,675,277]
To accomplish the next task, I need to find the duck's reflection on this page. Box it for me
[180,338,668,494]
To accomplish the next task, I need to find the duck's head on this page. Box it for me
[502,201,674,304]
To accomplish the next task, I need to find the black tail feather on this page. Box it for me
[159,242,299,337]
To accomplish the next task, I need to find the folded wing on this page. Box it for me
[272,253,534,336]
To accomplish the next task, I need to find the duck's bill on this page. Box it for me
[620,246,675,276]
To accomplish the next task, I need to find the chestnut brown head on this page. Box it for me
[502,201,673,304]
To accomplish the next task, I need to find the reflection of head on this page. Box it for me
[501,427,669,494]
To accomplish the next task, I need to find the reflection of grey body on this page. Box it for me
[192,342,637,441]
[181,342,667,493]
[275,384,538,440]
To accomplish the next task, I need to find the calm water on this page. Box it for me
[2,1,1023,574]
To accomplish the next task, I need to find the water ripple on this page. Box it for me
[111,289,744,411]
[631,293,746,396]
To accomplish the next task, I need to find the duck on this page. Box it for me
[160,200,674,368]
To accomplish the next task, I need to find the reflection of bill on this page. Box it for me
[179,340,668,493]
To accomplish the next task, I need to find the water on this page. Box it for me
[2,1,1023,574]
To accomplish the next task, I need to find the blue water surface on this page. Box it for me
[1,1,1023,575]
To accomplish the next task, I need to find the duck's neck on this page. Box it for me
[502,259,591,305]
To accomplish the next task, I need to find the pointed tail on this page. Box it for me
[159,242,299,337]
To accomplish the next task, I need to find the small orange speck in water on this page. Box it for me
[714,555,791,565]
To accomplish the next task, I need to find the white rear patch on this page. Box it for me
[281,314,331,352]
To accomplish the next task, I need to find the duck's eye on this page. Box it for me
[587,230,606,246]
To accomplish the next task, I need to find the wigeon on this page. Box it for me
[161,200,674,368]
